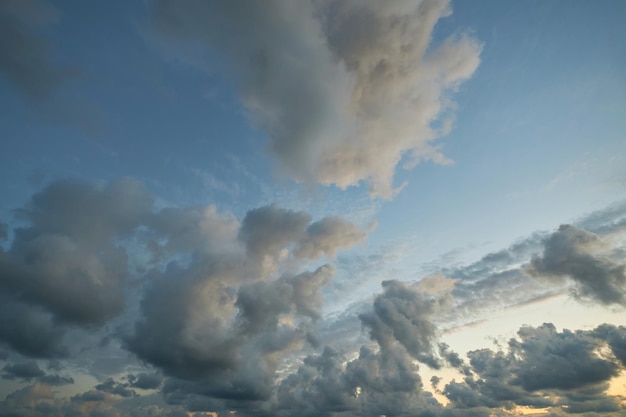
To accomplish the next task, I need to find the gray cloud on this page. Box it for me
[2,360,45,380]
[0,0,68,99]
[527,224,626,306]
[38,373,74,386]
[128,372,163,390]
[443,323,626,413]
[95,378,138,398]
[360,280,450,368]
[0,178,152,358]
[149,0,481,197]
[0,294,67,358]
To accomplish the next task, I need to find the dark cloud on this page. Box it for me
[512,323,620,391]
[527,224,626,306]
[2,360,74,386]
[2,360,45,380]
[592,324,626,366]
[95,378,138,398]
[0,294,67,357]
[1,178,152,326]
[72,390,107,403]
[38,373,74,385]
[442,323,626,413]
[149,0,481,197]
[269,344,442,417]
[128,372,163,390]
[127,261,335,404]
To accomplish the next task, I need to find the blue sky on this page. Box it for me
[1,1,626,416]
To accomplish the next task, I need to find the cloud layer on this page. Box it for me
[1,179,625,416]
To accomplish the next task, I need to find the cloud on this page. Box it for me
[128,372,163,390]
[360,280,451,369]
[1,178,625,416]
[0,0,68,99]
[239,204,312,262]
[95,378,138,398]
[148,0,481,197]
[38,373,74,385]
[442,323,626,413]
[527,224,626,306]
[0,178,152,357]
[0,294,67,357]
[0,177,368,362]
[293,217,372,260]
[2,360,45,380]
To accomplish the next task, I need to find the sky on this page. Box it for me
[1,0,626,416]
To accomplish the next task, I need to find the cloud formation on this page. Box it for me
[528,224,626,306]
[443,323,626,413]
[0,178,368,363]
[149,0,481,197]
[1,179,625,416]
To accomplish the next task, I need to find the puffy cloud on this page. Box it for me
[442,323,626,413]
[0,178,152,357]
[293,217,372,260]
[0,178,152,327]
[148,0,481,197]
[239,204,312,261]
[238,206,369,275]
[360,280,450,368]
[527,224,626,306]
[511,323,620,391]
[0,177,367,363]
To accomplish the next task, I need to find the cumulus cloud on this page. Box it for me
[293,217,372,260]
[148,0,481,197]
[2,178,625,416]
[442,323,626,413]
[240,205,369,264]
[360,280,451,368]
[0,178,152,357]
[0,177,368,364]
[527,224,626,306]
[239,204,312,262]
